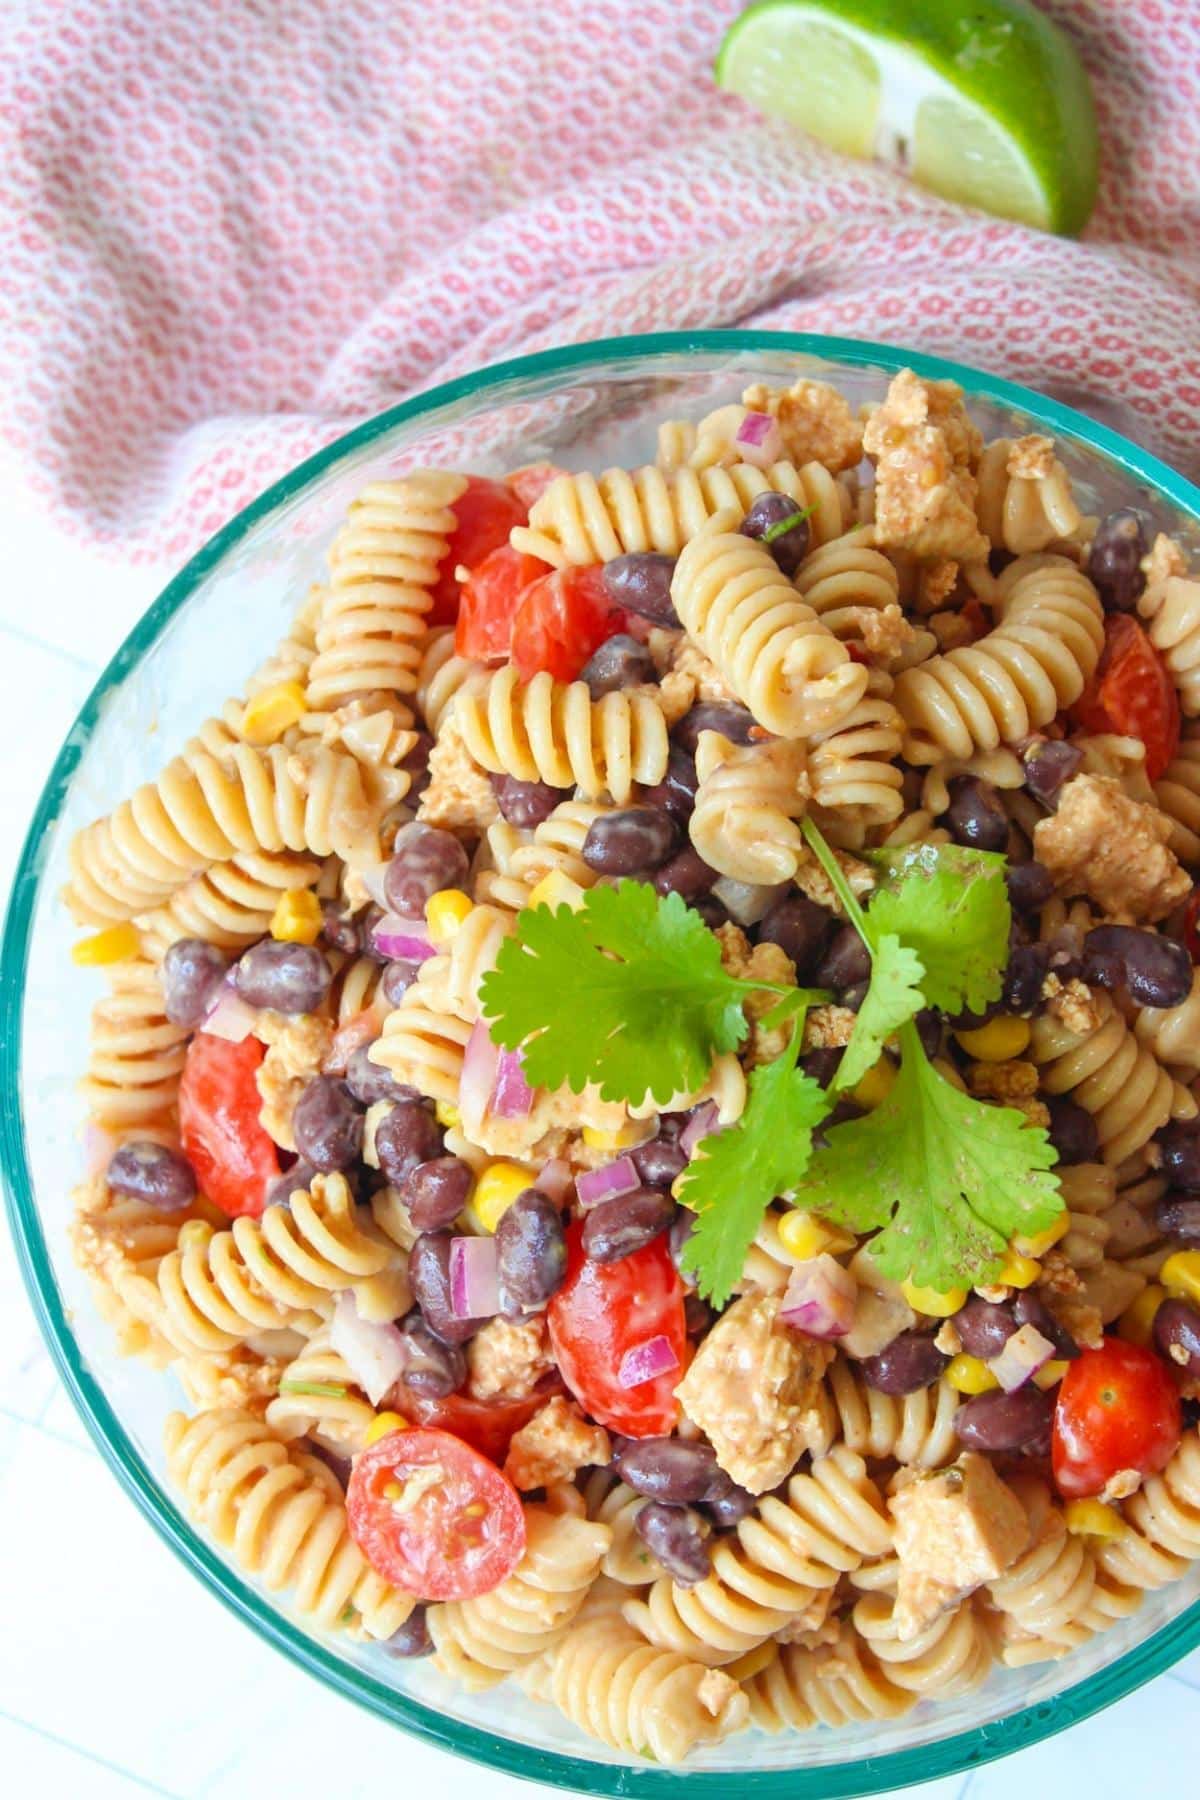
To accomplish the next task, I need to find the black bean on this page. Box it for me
[401,1155,471,1231]
[582,1188,677,1263]
[841,980,869,1014]
[381,959,422,1007]
[758,893,833,979]
[684,1292,716,1336]
[383,823,469,918]
[1022,739,1084,806]
[234,939,331,1014]
[1006,861,1055,914]
[916,1008,945,1061]
[739,491,811,576]
[1012,1289,1079,1359]
[952,1296,1017,1360]
[814,924,871,992]
[701,1470,757,1528]
[396,1309,467,1396]
[386,1605,433,1658]
[106,1140,197,1211]
[495,1188,567,1308]
[266,1159,319,1208]
[692,895,730,930]
[1004,942,1051,1015]
[1087,508,1150,613]
[161,938,229,1027]
[946,777,1009,852]
[601,553,680,627]
[1157,1122,1200,1193]
[401,731,435,803]
[653,846,717,903]
[1082,925,1193,1010]
[292,1077,364,1173]
[955,1385,1054,1453]
[580,634,657,698]
[639,745,699,822]
[861,1330,949,1395]
[374,1101,443,1188]
[616,1437,720,1504]
[669,1208,696,1287]
[634,1502,712,1586]
[582,808,679,876]
[345,1044,416,1107]
[320,903,362,957]
[1046,1097,1100,1166]
[490,774,566,829]
[1155,1194,1200,1243]
[802,1046,844,1088]
[1154,1298,1200,1378]
[635,1130,689,1191]
[409,1231,482,1344]
[673,702,757,755]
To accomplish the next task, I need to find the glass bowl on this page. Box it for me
[5,331,1200,1797]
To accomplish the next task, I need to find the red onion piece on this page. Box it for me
[330,1290,408,1406]
[711,876,789,926]
[459,1018,500,1138]
[449,1235,500,1320]
[490,1047,535,1119]
[201,978,260,1043]
[324,1006,384,1074]
[734,411,784,467]
[537,1157,573,1205]
[618,1334,680,1390]
[370,911,435,962]
[779,1255,857,1340]
[576,1155,640,1210]
[988,1322,1056,1393]
[680,1102,724,1159]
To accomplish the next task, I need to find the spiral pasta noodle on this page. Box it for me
[823,1357,961,1470]
[852,1590,992,1695]
[1154,730,1200,864]
[1056,1162,1117,1269]
[1134,969,1200,1075]
[792,527,902,638]
[976,437,1085,554]
[744,1631,914,1732]
[807,693,906,830]
[1140,575,1200,716]
[1095,1429,1200,1592]
[265,1328,377,1454]
[1029,989,1197,1165]
[368,960,475,1104]
[581,1473,662,1586]
[80,959,190,1130]
[475,801,616,913]
[456,666,669,803]
[416,626,490,733]
[135,849,323,959]
[688,730,809,884]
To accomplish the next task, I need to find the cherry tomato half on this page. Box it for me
[178,1032,280,1219]
[455,545,552,662]
[1071,614,1180,781]
[510,564,622,684]
[1182,888,1200,962]
[506,462,568,510]
[391,1375,563,1464]
[548,1224,686,1438]
[1051,1338,1181,1500]
[430,476,529,625]
[346,1426,526,1600]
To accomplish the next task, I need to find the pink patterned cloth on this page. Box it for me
[0,1,1198,565]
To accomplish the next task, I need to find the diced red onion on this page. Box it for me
[779,1255,858,1340]
[576,1155,640,1210]
[324,1006,384,1074]
[201,978,260,1043]
[459,1018,500,1138]
[617,1334,679,1390]
[537,1157,573,1205]
[330,1290,408,1406]
[449,1235,500,1320]
[733,411,784,467]
[490,1047,535,1119]
[370,911,435,962]
[679,1101,736,1159]
[988,1322,1056,1393]
[711,876,789,926]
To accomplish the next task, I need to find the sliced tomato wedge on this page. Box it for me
[178,1032,280,1219]
[510,564,623,683]
[1181,888,1200,962]
[391,1375,563,1464]
[506,462,568,510]
[1071,614,1181,780]
[455,545,552,662]
[548,1224,686,1438]
[1051,1338,1181,1500]
[430,476,529,625]
[346,1426,526,1599]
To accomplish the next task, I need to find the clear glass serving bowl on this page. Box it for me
[5,332,1200,1797]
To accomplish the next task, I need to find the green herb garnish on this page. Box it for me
[762,501,816,544]
[277,1380,349,1399]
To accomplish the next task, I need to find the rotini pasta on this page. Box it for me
[975,436,1085,554]
[822,1357,962,1470]
[852,1590,992,1695]
[135,849,323,959]
[688,730,809,884]
[80,959,190,1130]
[1154,730,1200,864]
[265,1327,377,1453]
[807,693,906,831]
[368,960,475,1104]
[1140,574,1200,716]
[1134,968,1200,1074]
[744,1630,914,1732]
[1029,990,1197,1164]
[416,625,490,733]
[456,666,668,802]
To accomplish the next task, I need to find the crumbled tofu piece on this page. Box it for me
[966,1059,1051,1127]
[1038,1248,1105,1346]
[652,668,699,726]
[918,558,960,612]
[1102,1467,1142,1503]
[842,1246,918,1360]
[802,1004,857,1051]
[1044,975,1104,1036]
[1034,774,1191,923]
[467,1314,555,1401]
[504,1396,611,1491]
[418,714,500,835]
[863,371,987,563]
[177,1347,289,1415]
[716,928,797,1067]
[848,603,921,667]
[669,635,737,702]
[741,377,864,473]
[929,608,974,652]
[1144,532,1188,589]
[773,1589,842,1650]
[890,1453,1028,1639]
[792,846,875,915]
[695,1667,744,1723]
[934,1318,963,1356]
[255,1011,335,1151]
[318,701,416,807]
[674,1294,834,1493]
[646,626,680,675]
[1007,435,1057,481]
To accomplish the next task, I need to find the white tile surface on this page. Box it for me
[0,487,1195,1800]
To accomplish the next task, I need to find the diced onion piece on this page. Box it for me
[330,1290,408,1406]
[779,1254,857,1340]
[680,1101,735,1159]
[370,911,435,962]
[324,1006,385,1073]
[733,410,784,467]
[537,1157,573,1205]
[617,1334,679,1390]
[201,978,260,1043]
[459,1018,500,1139]
[711,877,789,926]
[576,1155,640,1210]
[988,1322,1056,1393]
[449,1235,500,1320]
[490,1047,534,1119]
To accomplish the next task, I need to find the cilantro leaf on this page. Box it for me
[867,843,1011,1016]
[796,1022,1063,1289]
[479,882,748,1105]
[678,1025,828,1307]
[833,933,925,1092]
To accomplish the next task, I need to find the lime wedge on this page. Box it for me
[717,0,1098,235]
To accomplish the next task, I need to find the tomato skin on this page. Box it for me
[1071,614,1181,781]
[548,1224,686,1438]
[506,463,568,509]
[346,1426,526,1600]
[510,565,623,683]
[1051,1339,1181,1500]
[391,1376,562,1464]
[455,546,552,662]
[1182,888,1200,962]
[178,1033,281,1219]
[430,477,529,625]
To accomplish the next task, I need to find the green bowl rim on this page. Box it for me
[4,329,1200,1796]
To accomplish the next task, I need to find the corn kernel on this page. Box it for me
[178,1220,214,1250]
[435,1100,461,1129]
[1160,1251,1200,1307]
[1064,1498,1126,1540]
[778,1209,855,1261]
[851,1057,896,1112]
[71,922,140,966]
[902,1279,968,1318]
[1034,1359,1070,1390]
[1013,1212,1071,1257]
[425,888,474,945]
[1118,1283,1166,1347]
[582,1119,654,1151]
[474,1161,536,1233]
[365,1411,409,1445]
[996,1251,1041,1289]
[930,1057,967,1092]
[946,1354,1000,1395]
[269,887,323,945]
[954,1016,1032,1061]
[240,680,308,745]
[528,869,586,912]
[724,1642,777,1681]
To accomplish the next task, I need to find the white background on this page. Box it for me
[1,491,1199,1799]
